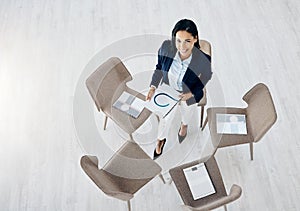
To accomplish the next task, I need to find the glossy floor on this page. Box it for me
[1,0,300,210]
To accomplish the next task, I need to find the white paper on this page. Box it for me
[144,84,180,117]
[113,92,145,118]
[183,163,216,200]
[216,113,247,135]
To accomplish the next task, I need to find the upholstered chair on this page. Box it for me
[169,156,242,211]
[80,140,162,211]
[86,57,152,139]
[202,83,277,160]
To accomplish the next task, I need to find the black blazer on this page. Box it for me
[150,40,212,105]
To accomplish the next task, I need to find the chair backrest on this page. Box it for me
[183,184,242,211]
[80,141,162,200]
[80,155,129,200]
[86,57,132,112]
[243,83,277,142]
[199,40,212,57]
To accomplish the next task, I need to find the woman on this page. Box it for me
[146,19,212,159]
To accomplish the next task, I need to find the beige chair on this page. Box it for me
[198,40,212,128]
[86,57,152,139]
[169,156,242,211]
[202,83,277,160]
[80,140,162,211]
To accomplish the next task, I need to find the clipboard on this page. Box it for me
[144,84,181,117]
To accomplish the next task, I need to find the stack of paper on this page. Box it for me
[183,163,216,200]
[113,92,145,118]
[216,114,247,135]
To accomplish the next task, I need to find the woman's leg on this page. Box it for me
[157,106,178,140]
[157,118,168,141]
[155,106,178,153]
[179,101,198,135]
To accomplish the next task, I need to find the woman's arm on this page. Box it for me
[150,41,170,88]
[199,52,212,87]
[148,40,171,100]
[186,51,212,105]
[146,86,156,101]
[179,92,194,101]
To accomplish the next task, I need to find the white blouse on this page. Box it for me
[168,51,192,91]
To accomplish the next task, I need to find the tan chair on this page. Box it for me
[202,83,277,160]
[198,40,212,128]
[80,140,162,211]
[86,57,152,139]
[169,156,242,211]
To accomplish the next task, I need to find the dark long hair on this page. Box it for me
[171,19,200,51]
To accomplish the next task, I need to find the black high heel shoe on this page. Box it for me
[153,138,166,160]
[178,125,187,144]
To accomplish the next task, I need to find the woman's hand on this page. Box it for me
[179,92,194,101]
[146,87,156,101]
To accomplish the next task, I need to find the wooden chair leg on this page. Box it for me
[200,105,205,128]
[127,200,131,211]
[224,204,228,211]
[159,173,166,184]
[202,116,208,131]
[155,114,160,123]
[103,115,108,130]
[250,142,254,160]
[129,134,133,141]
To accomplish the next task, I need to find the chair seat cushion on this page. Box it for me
[107,106,152,135]
[103,141,161,180]
[207,107,253,148]
[103,87,152,134]
[169,157,227,208]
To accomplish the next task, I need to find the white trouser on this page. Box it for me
[157,101,198,140]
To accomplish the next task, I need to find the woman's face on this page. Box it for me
[175,30,197,58]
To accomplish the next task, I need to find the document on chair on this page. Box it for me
[216,113,247,135]
[113,91,145,118]
[183,163,216,200]
[144,84,180,118]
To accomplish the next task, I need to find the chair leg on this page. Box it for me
[103,115,108,130]
[159,173,166,184]
[250,142,254,160]
[155,114,160,123]
[202,116,208,131]
[129,134,134,141]
[200,105,205,128]
[224,204,228,211]
[127,200,131,211]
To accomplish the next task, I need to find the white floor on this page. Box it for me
[1,0,300,210]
